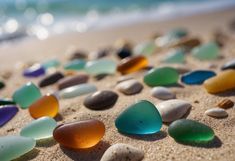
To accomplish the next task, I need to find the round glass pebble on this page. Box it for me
[23,64,45,77]
[0,105,18,127]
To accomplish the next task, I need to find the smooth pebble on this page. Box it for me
[156,99,191,122]
[116,79,143,95]
[84,90,118,110]
[205,108,228,118]
[151,87,175,100]
[101,143,144,161]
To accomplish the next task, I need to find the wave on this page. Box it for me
[0,0,235,42]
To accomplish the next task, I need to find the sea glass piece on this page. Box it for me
[144,67,179,87]
[115,100,162,135]
[168,119,214,142]
[20,117,57,140]
[181,70,216,85]
[192,42,219,60]
[163,49,185,64]
[59,83,97,99]
[0,136,36,161]
[0,105,18,127]
[53,119,105,149]
[29,94,59,119]
[23,64,45,77]
[64,59,86,71]
[134,41,156,56]
[117,56,148,75]
[203,69,235,93]
[85,59,116,75]
[12,82,42,109]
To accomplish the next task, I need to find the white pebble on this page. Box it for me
[205,108,228,118]
[151,87,175,100]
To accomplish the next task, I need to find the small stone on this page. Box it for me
[66,48,87,60]
[144,67,179,87]
[64,59,86,71]
[156,99,191,122]
[205,108,228,118]
[221,59,235,70]
[84,90,118,110]
[162,49,185,64]
[100,143,144,161]
[168,119,214,142]
[20,117,57,140]
[89,49,110,60]
[171,37,201,49]
[12,82,42,109]
[39,72,64,87]
[134,41,156,56]
[53,119,105,149]
[85,59,116,75]
[0,136,36,161]
[181,70,216,85]
[29,94,59,119]
[0,105,18,127]
[23,64,45,77]
[0,98,15,106]
[116,79,143,95]
[204,70,235,94]
[117,75,134,84]
[192,42,220,60]
[0,80,5,90]
[117,46,132,59]
[217,99,234,109]
[151,87,175,100]
[59,83,97,99]
[117,56,148,75]
[115,100,162,135]
[57,74,89,90]
[42,59,60,69]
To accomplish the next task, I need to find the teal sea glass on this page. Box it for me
[115,100,162,135]
[12,82,42,109]
[85,59,116,75]
[64,59,86,71]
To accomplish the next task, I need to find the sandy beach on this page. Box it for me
[0,7,235,161]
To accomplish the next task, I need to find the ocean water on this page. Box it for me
[0,0,235,41]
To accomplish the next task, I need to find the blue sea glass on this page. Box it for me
[0,105,18,127]
[23,64,45,77]
[181,70,216,85]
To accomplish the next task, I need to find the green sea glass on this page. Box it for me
[192,42,219,60]
[163,49,185,64]
[85,59,116,75]
[59,83,97,99]
[20,117,57,140]
[115,100,162,135]
[64,59,86,71]
[0,135,36,161]
[168,119,214,142]
[12,82,42,109]
[134,41,156,56]
[144,67,179,87]
[42,59,60,69]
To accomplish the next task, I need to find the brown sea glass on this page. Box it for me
[53,119,105,149]
[117,56,148,74]
[29,94,59,119]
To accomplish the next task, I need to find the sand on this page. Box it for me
[0,7,235,161]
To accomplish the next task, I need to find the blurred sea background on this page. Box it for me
[1,0,235,42]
